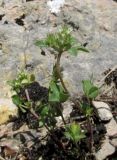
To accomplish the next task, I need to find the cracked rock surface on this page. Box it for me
[0,0,117,97]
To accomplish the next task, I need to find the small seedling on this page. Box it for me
[80,103,93,117]
[82,79,99,99]
[81,79,99,153]
[8,70,35,94]
[8,71,35,112]
[65,123,85,146]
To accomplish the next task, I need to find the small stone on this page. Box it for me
[47,0,65,14]
[0,98,18,125]
[63,101,73,119]
[56,101,73,126]
[105,118,117,137]
[0,138,21,156]
[95,138,115,160]
[0,122,13,138]
[110,138,117,147]
[92,101,113,121]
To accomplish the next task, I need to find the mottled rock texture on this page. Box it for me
[0,0,117,98]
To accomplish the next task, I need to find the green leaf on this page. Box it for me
[68,47,78,56]
[80,103,93,117]
[86,107,93,117]
[49,81,60,102]
[82,80,99,99]
[88,86,99,99]
[19,105,27,113]
[49,80,69,102]
[35,40,47,48]
[29,74,35,82]
[59,85,69,102]
[77,46,89,53]
[82,80,92,97]
[12,95,27,113]
[12,95,23,106]
[65,123,86,143]
[21,79,29,84]
[41,105,49,116]
[68,45,89,56]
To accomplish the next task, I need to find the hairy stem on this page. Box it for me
[56,52,69,94]
[86,97,94,153]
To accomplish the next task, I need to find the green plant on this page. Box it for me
[81,79,99,117]
[8,70,35,93]
[65,123,85,146]
[82,80,99,99]
[35,26,89,94]
[35,26,89,126]
[8,70,35,112]
[9,26,89,155]
[81,80,99,153]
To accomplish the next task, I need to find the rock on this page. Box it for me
[95,138,115,160]
[56,101,73,126]
[110,138,117,147]
[0,98,18,125]
[105,118,117,137]
[0,0,117,97]
[63,101,73,119]
[92,101,113,121]
[0,122,13,138]
[0,0,3,6]
[47,0,65,14]
[0,138,21,157]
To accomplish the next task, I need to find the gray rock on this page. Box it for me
[47,0,65,13]
[110,138,117,147]
[0,0,117,98]
[105,118,117,137]
[0,138,21,153]
[92,101,113,121]
[56,101,73,126]
[95,137,115,160]
[0,98,18,125]
[0,0,3,6]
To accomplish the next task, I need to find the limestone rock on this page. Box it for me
[105,118,117,137]
[47,0,65,13]
[110,138,117,147]
[92,101,113,121]
[0,138,21,156]
[0,0,117,97]
[0,98,18,125]
[56,101,73,126]
[95,138,115,160]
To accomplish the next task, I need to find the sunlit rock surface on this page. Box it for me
[0,0,117,97]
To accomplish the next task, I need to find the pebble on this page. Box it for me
[110,138,117,147]
[105,118,117,137]
[92,101,113,121]
[47,0,65,13]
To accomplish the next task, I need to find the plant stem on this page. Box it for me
[87,117,94,153]
[57,103,66,126]
[86,97,94,153]
[30,108,65,150]
[25,89,65,150]
[56,52,69,94]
